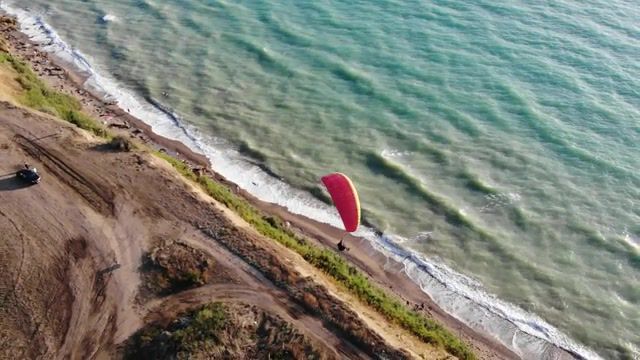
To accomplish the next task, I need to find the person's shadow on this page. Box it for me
[0,174,33,191]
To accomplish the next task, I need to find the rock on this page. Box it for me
[108,122,131,129]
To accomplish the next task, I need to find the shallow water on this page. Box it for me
[3,0,639,358]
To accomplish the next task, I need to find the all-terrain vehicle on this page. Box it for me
[16,166,41,184]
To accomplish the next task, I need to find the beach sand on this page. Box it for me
[0,13,556,359]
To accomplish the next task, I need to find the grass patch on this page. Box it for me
[154,151,475,360]
[172,302,227,351]
[128,302,227,359]
[0,51,109,138]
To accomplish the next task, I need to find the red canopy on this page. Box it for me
[321,173,361,232]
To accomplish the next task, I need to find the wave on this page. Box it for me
[257,10,314,48]
[313,53,422,119]
[101,14,117,23]
[367,151,564,282]
[569,222,640,271]
[227,34,294,77]
[458,169,498,195]
[379,148,495,195]
[145,96,199,142]
[0,4,603,359]
[365,151,475,228]
[495,80,640,187]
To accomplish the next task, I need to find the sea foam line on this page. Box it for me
[0,3,603,359]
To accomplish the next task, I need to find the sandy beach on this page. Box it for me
[0,13,579,359]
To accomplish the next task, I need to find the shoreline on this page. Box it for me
[0,11,586,360]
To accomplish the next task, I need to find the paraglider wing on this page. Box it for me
[321,173,360,232]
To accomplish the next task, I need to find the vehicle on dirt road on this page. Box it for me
[16,166,41,184]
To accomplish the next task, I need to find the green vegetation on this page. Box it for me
[0,52,108,138]
[130,302,228,359]
[154,151,475,360]
[172,302,227,351]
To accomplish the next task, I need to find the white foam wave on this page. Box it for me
[480,192,522,213]
[381,148,413,158]
[622,230,639,252]
[101,14,117,23]
[0,4,604,359]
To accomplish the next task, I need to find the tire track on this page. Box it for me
[0,208,26,293]
[14,135,114,215]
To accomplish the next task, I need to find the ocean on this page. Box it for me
[2,0,638,358]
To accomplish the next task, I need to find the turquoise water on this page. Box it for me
[3,0,639,358]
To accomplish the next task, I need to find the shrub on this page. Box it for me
[173,302,227,350]
[126,302,228,359]
[109,135,134,152]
